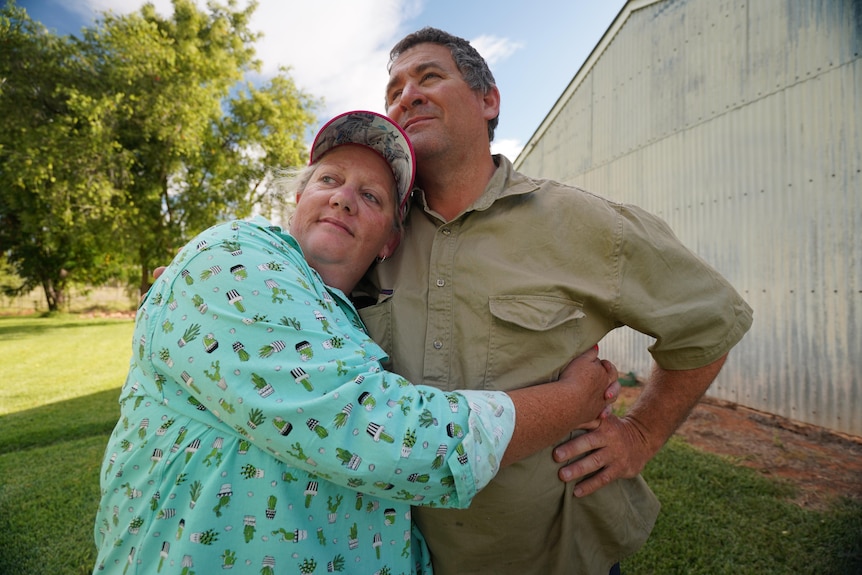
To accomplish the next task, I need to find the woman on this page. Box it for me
[93,111,617,574]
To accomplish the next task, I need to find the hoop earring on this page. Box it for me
[376,255,387,264]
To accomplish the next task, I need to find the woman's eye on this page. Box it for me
[362,192,381,205]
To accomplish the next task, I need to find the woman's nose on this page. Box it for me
[330,186,355,213]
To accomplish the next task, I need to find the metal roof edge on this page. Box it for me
[513,0,665,169]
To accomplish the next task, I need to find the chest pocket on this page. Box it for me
[487,295,586,391]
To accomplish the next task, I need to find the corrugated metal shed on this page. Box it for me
[515,0,861,436]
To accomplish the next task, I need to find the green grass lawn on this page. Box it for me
[0,315,860,574]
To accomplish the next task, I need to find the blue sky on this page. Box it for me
[18,0,626,159]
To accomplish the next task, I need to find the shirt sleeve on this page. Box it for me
[142,219,514,509]
[613,205,754,370]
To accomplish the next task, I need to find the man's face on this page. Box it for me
[385,43,496,164]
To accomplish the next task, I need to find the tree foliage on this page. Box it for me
[0,0,317,309]
[0,1,124,310]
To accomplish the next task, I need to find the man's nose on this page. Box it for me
[399,81,425,108]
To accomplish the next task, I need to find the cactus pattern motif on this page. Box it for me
[93,217,515,574]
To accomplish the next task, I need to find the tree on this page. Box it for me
[80,0,316,295]
[0,0,317,309]
[0,1,126,311]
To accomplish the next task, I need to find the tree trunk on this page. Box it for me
[41,278,64,312]
[140,263,151,300]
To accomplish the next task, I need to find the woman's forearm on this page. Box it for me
[501,350,618,467]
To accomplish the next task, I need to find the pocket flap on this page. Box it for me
[489,295,586,331]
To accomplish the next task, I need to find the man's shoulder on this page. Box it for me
[509,170,621,215]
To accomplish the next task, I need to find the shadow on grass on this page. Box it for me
[0,388,119,454]
[0,435,106,575]
[0,315,132,340]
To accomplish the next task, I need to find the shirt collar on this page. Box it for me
[413,154,541,221]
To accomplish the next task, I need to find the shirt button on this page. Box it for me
[436,279,445,287]
[441,228,451,236]
[433,340,443,349]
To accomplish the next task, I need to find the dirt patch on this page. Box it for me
[619,386,862,511]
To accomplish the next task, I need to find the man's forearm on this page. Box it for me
[625,354,728,456]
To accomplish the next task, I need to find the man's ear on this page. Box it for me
[482,85,501,122]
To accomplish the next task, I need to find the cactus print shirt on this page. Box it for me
[93,217,515,575]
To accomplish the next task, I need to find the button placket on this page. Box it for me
[426,222,457,366]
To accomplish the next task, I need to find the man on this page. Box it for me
[357,27,753,574]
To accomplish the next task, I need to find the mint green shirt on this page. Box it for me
[93,217,515,575]
[360,155,753,574]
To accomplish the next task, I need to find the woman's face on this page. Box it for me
[289,145,400,281]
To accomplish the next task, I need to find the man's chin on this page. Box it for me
[404,132,442,159]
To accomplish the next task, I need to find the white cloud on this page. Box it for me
[249,0,414,118]
[60,0,526,137]
[490,138,523,160]
[470,34,523,66]
[65,0,418,122]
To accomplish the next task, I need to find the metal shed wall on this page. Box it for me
[515,0,861,436]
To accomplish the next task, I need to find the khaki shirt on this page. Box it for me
[359,156,753,574]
